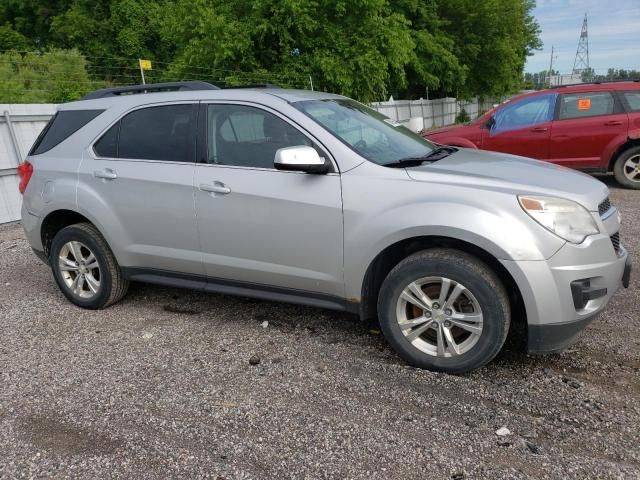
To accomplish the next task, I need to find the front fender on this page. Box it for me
[341,166,565,301]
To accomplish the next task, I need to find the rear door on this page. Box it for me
[82,103,203,275]
[480,93,556,159]
[549,91,628,169]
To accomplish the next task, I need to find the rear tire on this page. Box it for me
[50,223,129,309]
[613,146,640,189]
[377,249,510,374]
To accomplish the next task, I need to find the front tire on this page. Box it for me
[613,146,640,189]
[377,249,510,374]
[50,223,129,309]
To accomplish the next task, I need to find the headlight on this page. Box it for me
[518,195,599,244]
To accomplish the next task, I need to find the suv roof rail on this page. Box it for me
[553,79,640,88]
[222,83,282,89]
[80,81,220,100]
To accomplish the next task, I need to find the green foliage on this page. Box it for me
[0,23,28,50]
[0,49,99,103]
[0,0,543,102]
[455,108,470,124]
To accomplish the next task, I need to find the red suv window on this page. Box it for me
[491,93,556,135]
[622,91,640,112]
[558,92,614,120]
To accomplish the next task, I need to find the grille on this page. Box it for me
[610,232,621,254]
[598,197,612,216]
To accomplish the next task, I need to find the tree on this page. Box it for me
[0,49,97,103]
[0,0,543,102]
[437,0,542,98]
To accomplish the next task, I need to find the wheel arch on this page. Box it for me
[607,137,640,171]
[41,209,106,258]
[359,235,527,346]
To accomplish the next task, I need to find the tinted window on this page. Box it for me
[207,105,312,168]
[491,93,556,135]
[558,92,614,120]
[294,99,435,165]
[118,104,196,161]
[94,123,119,157]
[30,110,104,155]
[623,92,640,112]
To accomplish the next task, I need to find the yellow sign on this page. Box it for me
[139,59,152,70]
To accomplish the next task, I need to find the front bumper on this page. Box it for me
[501,234,631,354]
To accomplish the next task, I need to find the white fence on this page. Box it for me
[370,97,497,131]
[0,104,57,224]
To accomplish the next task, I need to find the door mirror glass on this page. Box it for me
[274,145,329,174]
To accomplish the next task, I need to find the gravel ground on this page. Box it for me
[0,176,639,480]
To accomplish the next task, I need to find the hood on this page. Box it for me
[405,149,608,211]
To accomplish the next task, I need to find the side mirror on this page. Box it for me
[274,145,330,174]
[484,116,496,129]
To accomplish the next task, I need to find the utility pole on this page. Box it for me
[546,45,555,88]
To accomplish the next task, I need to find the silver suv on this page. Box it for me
[19,82,632,373]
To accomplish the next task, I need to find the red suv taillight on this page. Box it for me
[17,161,33,194]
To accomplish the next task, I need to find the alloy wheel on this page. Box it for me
[58,241,101,299]
[395,276,483,357]
[623,154,640,183]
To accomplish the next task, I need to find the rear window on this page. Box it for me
[29,110,104,155]
[622,92,640,112]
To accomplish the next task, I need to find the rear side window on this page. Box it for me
[622,92,640,112]
[118,105,196,161]
[558,92,614,120]
[93,104,197,162]
[94,123,119,157]
[29,110,104,155]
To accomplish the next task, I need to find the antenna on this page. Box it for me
[572,13,589,74]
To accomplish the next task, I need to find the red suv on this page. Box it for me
[422,81,640,188]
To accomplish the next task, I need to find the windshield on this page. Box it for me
[293,99,435,165]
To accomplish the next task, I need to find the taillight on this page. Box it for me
[17,161,33,194]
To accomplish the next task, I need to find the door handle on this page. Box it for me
[604,120,623,126]
[531,126,548,132]
[94,169,117,180]
[199,182,231,194]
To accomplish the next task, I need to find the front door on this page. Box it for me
[82,103,202,275]
[194,103,344,297]
[481,93,557,159]
[549,91,628,169]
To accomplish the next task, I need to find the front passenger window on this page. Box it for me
[207,105,313,168]
[491,93,557,135]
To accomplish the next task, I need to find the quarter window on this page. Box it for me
[622,92,640,112]
[206,105,313,169]
[558,92,614,120]
[491,93,556,135]
[30,110,104,155]
[94,104,197,162]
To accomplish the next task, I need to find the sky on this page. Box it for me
[525,0,640,74]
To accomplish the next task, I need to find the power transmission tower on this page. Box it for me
[572,13,589,74]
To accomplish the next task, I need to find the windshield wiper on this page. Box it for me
[383,146,458,168]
